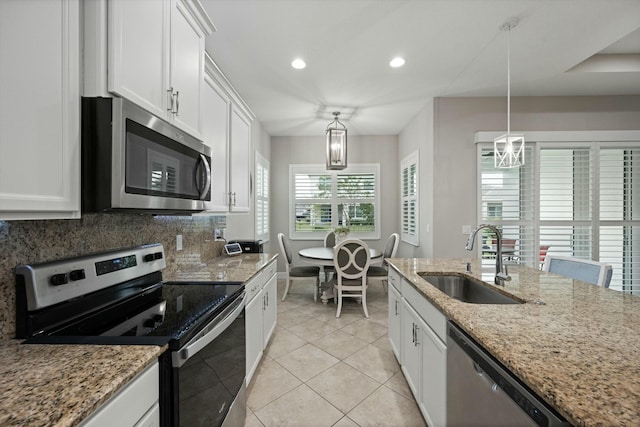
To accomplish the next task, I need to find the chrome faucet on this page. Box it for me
[465,224,511,285]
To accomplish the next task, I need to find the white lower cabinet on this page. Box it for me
[245,260,277,384]
[389,270,447,427]
[79,361,159,427]
[401,300,425,400]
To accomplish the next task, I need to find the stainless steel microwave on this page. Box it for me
[81,97,212,214]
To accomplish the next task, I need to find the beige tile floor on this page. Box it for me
[244,278,427,427]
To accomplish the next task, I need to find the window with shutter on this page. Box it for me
[290,164,380,240]
[401,151,419,246]
[255,152,269,242]
[477,137,639,294]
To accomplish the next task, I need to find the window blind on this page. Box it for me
[478,142,640,294]
[290,164,380,239]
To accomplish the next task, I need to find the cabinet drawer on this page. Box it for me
[79,362,158,427]
[402,279,447,343]
[388,268,401,290]
[263,260,277,280]
[245,274,263,303]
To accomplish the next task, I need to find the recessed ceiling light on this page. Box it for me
[291,58,306,69]
[389,57,405,68]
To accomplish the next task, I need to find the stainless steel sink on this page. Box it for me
[418,273,523,305]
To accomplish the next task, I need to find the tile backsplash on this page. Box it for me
[0,213,226,340]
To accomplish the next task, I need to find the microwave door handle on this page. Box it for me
[197,154,211,200]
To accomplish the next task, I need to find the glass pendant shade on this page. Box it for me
[326,112,347,170]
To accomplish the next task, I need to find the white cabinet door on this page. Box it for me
[169,0,204,138]
[388,281,402,361]
[245,288,264,385]
[201,73,230,211]
[108,0,210,138]
[108,0,168,119]
[262,272,277,347]
[401,300,422,401]
[0,0,81,220]
[421,324,447,427]
[229,107,251,213]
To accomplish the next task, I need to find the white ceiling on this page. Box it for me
[201,0,640,136]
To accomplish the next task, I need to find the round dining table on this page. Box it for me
[298,246,383,303]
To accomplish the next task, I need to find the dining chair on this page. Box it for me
[332,238,371,318]
[277,233,321,301]
[366,232,399,294]
[539,245,551,270]
[322,231,336,283]
[542,255,613,288]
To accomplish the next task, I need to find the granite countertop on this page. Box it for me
[0,340,165,427]
[0,252,277,427]
[165,252,278,283]
[386,258,640,427]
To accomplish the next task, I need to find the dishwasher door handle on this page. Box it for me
[473,361,500,392]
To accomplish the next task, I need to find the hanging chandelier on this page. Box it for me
[494,17,525,169]
[326,111,347,170]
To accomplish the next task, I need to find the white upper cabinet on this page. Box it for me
[0,0,81,220]
[107,0,214,138]
[229,106,251,213]
[200,54,254,213]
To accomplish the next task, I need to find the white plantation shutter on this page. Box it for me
[477,136,640,294]
[599,148,639,294]
[401,151,419,246]
[539,148,592,259]
[255,153,269,242]
[290,164,380,239]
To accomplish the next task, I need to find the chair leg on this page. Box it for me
[281,277,291,302]
[336,294,343,318]
[361,291,369,318]
[382,278,388,294]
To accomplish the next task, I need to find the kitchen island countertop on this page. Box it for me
[387,258,640,427]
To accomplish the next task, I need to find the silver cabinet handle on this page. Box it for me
[167,87,174,112]
[174,90,179,116]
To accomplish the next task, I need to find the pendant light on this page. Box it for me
[326,111,347,170]
[494,17,525,169]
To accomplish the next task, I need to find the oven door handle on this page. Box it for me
[172,292,245,368]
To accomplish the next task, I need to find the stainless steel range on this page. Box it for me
[15,243,246,427]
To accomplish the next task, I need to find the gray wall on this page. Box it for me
[398,102,435,258]
[268,135,399,273]
[398,95,640,259]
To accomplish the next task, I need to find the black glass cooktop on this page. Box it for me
[24,281,244,348]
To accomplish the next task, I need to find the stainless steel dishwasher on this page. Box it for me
[447,322,571,427]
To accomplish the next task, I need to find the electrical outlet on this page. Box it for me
[176,234,183,251]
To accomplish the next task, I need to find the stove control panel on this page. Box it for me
[16,243,166,311]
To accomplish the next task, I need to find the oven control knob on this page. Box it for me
[69,269,85,281]
[50,273,68,286]
[143,254,155,262]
